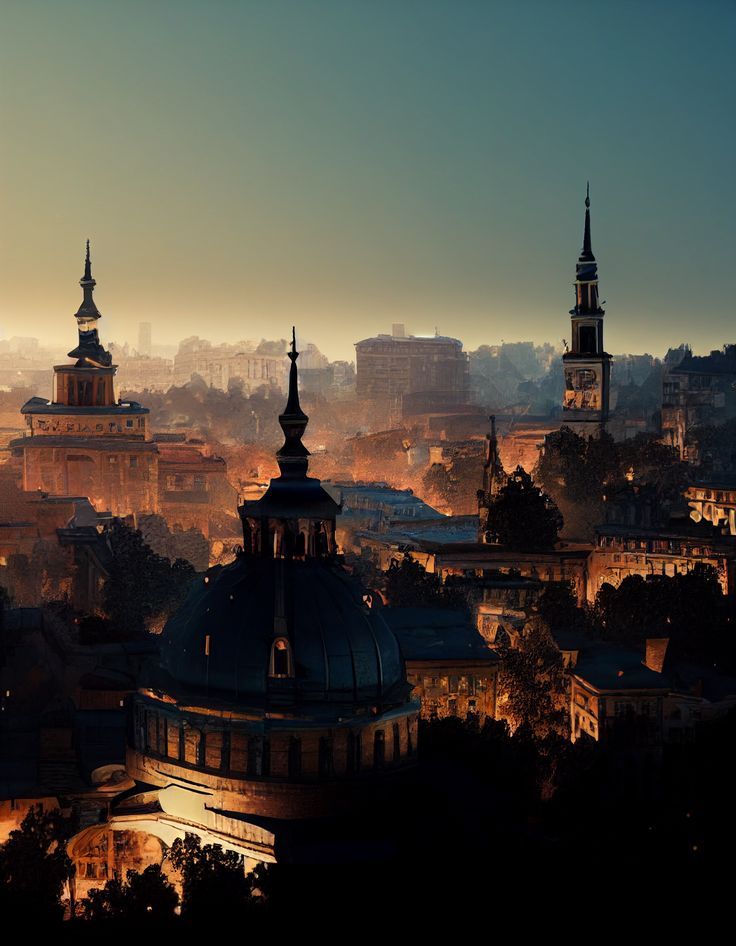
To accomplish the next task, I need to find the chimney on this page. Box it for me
[392,323,406,338]
[644,637,669,673]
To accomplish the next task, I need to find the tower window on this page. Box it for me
[579,325,597,354]
[269,638,293,678]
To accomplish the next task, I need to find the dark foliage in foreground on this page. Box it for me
[0,807,73,924]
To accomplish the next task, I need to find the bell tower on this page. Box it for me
[562,185,612,430]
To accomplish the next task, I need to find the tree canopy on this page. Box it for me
[593,565,736,667]
[0,806,73,923]
[82,865,178,923]
[385,553,467,610]
[535,427,686,540]
[496,617,568,740]
[168,834,259,922]
[80,521,196,642]
[485,465,562,550]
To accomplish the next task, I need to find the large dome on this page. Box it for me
[160,555,407,707]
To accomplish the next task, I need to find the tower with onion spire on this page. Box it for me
[13,242,157,514]
[561,185,612,430]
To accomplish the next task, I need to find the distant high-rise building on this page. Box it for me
[138,321,152,357]
[355,325,469,412]
[561,186,612,431]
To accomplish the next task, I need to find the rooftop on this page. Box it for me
[383,607,499,662]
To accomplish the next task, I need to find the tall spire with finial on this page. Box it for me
[75,239,101,323]
[572,185,603,315]
[69,240,112,366]
[275,327,310,478]
[83,239,93,282]
[562,184,611,426]
[581,181,593,261]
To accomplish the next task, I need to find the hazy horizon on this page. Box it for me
[2,1,734,362]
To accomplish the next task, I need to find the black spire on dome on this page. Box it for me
[82,239,94,284]
[69,240,112,366]
[275,327,310,479]
[75,239,101,321]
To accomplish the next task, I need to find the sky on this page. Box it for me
[1,0,734,361]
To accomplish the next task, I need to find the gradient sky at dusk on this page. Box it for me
[1,0,734,361]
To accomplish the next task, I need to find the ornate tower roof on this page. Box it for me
[239,327,340,552]
[68,240,113,367]
[275,328,310,479]
[570,184,604,316]
[75,240,102,323]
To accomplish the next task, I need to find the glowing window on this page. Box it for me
[269,638,293,678]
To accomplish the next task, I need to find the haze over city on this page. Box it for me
[2,0,736,926]
[2,0,734,360]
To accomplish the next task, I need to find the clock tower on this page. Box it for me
[562,185,612,432]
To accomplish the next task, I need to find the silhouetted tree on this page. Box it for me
[0,806,73,923]
[82,864,178,922]
[94,521,196,639]
[593,565,735,667]
[385,553,466,610]
[169,834,258,922]
[538,580,591,635]
[496,617,568,739]
[536,427,685,540]
[486,466,562,550]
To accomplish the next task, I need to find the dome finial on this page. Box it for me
[276,326,310,477]
[84,239,92,281]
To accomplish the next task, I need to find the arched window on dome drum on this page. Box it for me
[393,723,401,763]
[205,730,224,770]
[373,730,385,770]
[230,732,248,774]
[184,725,202,766]
[269,638,293,678]
[166,719,181,760]
[145,711,158,754]
[262,738,271,777]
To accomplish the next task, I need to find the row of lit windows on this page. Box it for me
[600,535,715,558]
[135,707,416,779]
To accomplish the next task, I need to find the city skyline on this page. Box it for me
[2,0,734,361]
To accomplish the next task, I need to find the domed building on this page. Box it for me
[69,331,419,883]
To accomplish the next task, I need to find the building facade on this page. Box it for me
[355,324,470,414]
[8,249,238,558]
[12,245,159,517]
[661,346,736,459]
